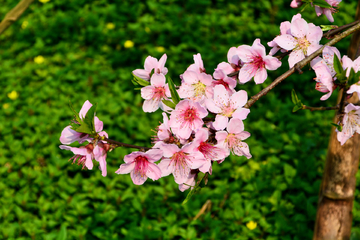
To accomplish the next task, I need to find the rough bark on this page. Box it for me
[313,2,360,239]
[0,0,34,36]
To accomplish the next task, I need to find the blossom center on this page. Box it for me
[221,105,234,117]
[171,151,188,169]
[252,55,265,69]
[183,107,198,121]
[296,37,310,53]
[134,156,149,176]
[192,81,206,98]
[198,142,216,159]
[153,87,166,100]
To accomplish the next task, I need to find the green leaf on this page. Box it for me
[331,123,342,132]
[69,101,81,123]
[292,105,303,112]
[83,103,97,135]
[299,2,310,12]
[336,68,348,83]
[347,68,358,86]
[312,0,331,8]
[182,173,208,205]
[333,54,343,75]
[56,224,67,240]
[320,25,337,32]
[132,73,150,87]
[167,76,180,104]
[291,89,299,105]
[162,100,176,109]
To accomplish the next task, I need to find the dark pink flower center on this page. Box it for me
[153,87,166,100]
[171,151,187,168]
[198,142,216,159]
[252,56,265,69]
[214,80,229,90]
[134,156,149,176]
[183,108,197,121]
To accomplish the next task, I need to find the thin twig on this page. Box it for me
[0,0,34,36]
[302,105,339,111]
[244,22,360,109]
[103,137,151,151]
[323,20,360,39]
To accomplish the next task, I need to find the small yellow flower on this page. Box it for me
[3,103,10,109]
[124,40,134,48]
[34,55,45,64]
[155,46,165,53]
[8,91,19,100]
[106,23,115,30]
[145,27,151,33]
[39,0,50,3]
[246,221,257,230]
[21,21,28,29]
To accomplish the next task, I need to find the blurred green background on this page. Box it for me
[1,0,360,239]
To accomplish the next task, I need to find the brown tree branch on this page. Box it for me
[302,105,339,111]
[0,0,34,36]
[103,137,151,151]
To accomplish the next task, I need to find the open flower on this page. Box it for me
[215,118,252,159]
[237,39,282,84]
[116,149,163,185]
[313,63,336,101]
[178,71,214,104]
[168,99,208,139]
[141,73,171,112]
[59,144,95,170]
[206,85,250,130]
[274,15,322,68]
[157,143,207,184]
[132,54,168,81]
[337,104,360,145]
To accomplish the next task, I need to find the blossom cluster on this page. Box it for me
[59,5,360,191]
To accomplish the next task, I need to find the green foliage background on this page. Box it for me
[1,0,360,239]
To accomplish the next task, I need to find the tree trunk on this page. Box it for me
[313,2,360,239]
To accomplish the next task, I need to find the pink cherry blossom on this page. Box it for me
[205,85,250,130]
[132,54,168,81]
[178,170,198,192]
[141,73,171,112]
[93,142,110,177]
[60,100,106,144]
[311,46,341,77]
[157,143,207,184]
[187,128,229,173]
[313,63,336,101]
[178,71,214,104]
[290,0,303,8]
[214,47,243,77]
[187,53,206,73]
[268,14,302,56]
[168,99,208,139]
[215,118,252,159]
[274,15,322,68]
[315,0,341,23]
[337,103,360,145]
[212,69,237,95]
[116,149,163,185]
[59,143,95,171]
[237,39,282,84]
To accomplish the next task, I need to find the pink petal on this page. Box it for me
[254,67,267,84]
[307,25,323,43]
[146,162,162,180]
[144,56,158,71]
[158,159,174,177]
[145,149,163,162]
[182,71,199,84]
[237,45,253,63]
[239,64,256,83]
[157,54,168,72]
[227,118,244,134]
[150,73,166,87]
[324,8,334,22]
[94,116,103,132]
[251,39,266,58]
[116,162,136,174]
[274,35,297,51]
[232,108,251,120]
[141,86,155,100]
[213,115,229,131]
[263,56,282,70]
[213,85,230,107]
[79,100,92,119]
[227,47,240,64]
[230,90,247,109]
[291,18,309,38]
[289,50,305,68]
[143,99,160,113]
[132,69,150,80]
[131,171,148,185]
